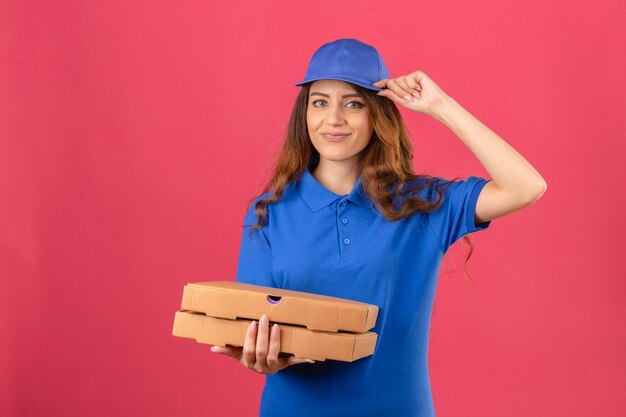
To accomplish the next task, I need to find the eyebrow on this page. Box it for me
[309,92,362,98]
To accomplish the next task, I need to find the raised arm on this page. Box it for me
[431,94,546,223]
[373,70,547,224]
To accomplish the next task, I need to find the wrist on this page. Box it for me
[430,95,458,126]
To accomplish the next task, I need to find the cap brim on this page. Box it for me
[294,77,384,92]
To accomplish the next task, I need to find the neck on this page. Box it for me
[311,159,359,196]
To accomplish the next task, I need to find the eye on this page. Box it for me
[310,100,364,108]
[347,101,364,108]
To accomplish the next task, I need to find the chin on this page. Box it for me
[318,152,359,162]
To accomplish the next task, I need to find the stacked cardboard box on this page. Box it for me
[172,281,380,362]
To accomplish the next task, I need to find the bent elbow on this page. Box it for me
[524,179,547,205]
[536,178,548,198]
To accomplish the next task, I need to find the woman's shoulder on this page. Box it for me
[398,174,449,199]
[244,189,273,216]
[243,181,299,224]
[385,174,464,216]
[407,174,491,213]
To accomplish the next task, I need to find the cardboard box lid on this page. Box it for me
[172,310,378,362]
[180,281,379,333]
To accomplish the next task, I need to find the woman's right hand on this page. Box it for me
[210,314,316,374]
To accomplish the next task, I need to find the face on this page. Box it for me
[307,80,373,165]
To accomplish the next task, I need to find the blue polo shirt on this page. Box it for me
[236,166,492,417]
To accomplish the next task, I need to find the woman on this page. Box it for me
[211,38,546,417]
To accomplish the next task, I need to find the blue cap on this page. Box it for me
[294,38,390,92]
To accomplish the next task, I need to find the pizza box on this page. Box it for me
[172,310,378,362]
[179,281,379,333]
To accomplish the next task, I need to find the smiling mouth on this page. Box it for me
[322,133,350,142]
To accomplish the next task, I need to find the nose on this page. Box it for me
[326,103,346,125]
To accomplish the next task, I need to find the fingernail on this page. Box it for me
[404,95,413,101]
[272,323,278,333]
[250,320,257,332]
[306,359,315,363]
[210,346,216,352]
[412,92,420,97]
[261,314,268,326]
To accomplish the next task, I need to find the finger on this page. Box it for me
[372,78,389,88]
[211,344,242,360]
[395,76,412,92]
[385,79,414,102]
[280,355,316,370]
[266,323,281,370]
[255,314,270,371]
[404,76,421,91]
[377,87,406,103]
[402,76,422,98]
[392,77,415,101]
[241,320,257,368]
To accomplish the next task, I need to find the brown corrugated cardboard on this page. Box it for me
[180,281,379,333]
[172,310,378,362]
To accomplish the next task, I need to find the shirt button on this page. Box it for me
[343,238,350,245]
[341,218,348,224]
[341,201,347,206]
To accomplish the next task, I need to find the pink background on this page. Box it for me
[1,1,624,416]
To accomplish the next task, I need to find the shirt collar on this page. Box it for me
[298,167,374,212]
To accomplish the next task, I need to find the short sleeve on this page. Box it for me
[426,175,493,253]
[235,194,277,287]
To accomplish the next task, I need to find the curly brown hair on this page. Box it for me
[245,81,478,282]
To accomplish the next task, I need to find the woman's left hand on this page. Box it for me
[372,70,449,116]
